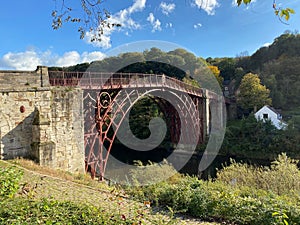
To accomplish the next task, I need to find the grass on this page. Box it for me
[0,159,219,225]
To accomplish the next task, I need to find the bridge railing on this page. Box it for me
[48,71,203,97]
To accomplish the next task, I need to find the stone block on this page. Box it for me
[30,141,56,166]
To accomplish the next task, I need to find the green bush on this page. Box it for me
[128,154,300,224]
[0,166,23,198]
[156,177,200,212]
[0,198,141,224]
[193,182,300,224]
[216,153,300,196]
[221,116,300,159]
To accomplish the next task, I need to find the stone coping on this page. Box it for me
[0,87,51,92]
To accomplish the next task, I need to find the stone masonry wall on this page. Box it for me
[0,66,49,90]
[50,88,84,172]
[0,67,84,173]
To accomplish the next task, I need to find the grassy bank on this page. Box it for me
[1,153,299,224]
[0,159,217,225]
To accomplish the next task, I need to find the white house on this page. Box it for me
[254,105,288,130]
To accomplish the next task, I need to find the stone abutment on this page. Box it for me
[0,66,84,173]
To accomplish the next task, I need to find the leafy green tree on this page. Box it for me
[182,75,201,88]
[238,33,300,109]
[144,48,166,61]
[168,49,201,73]
[214,58,237,81]
[221,115,300,159]
[237,73,272,112]
[261,74,286,108]
[192,64,220,93]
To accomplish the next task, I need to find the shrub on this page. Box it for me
[216,153,300,196]
[128,175,201,208]
[128,155,300,224]
[157,177,200,212]
[0,198,139,224]
[129,160,179,186]
[0,166,23,198]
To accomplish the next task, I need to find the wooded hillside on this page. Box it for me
[211,32,300,111]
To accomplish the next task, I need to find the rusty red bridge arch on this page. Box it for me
[49,71,223,180]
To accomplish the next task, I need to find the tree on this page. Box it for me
[182,75,201,88]
[208,65,223,87]
[214,58,236,81]
[237,73,272,112]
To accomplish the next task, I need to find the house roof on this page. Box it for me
[255,105,288,129]
[265,105,281,115]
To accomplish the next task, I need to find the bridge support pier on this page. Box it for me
[0,67,85,173]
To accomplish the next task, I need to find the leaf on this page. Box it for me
[237,0,251,6]
[285,13,290,21]
[280,10,284,18]
[283,213,289,219]
[51,10,57,17]
[278,8,295,21]
[243,0,251,4]
[287,8,295,14]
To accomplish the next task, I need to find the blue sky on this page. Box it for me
[0,0,300,70]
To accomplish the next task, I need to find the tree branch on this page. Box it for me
[52,0,120,42]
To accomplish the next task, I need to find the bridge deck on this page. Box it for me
[49,71,204,97]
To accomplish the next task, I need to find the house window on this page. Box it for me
[263,113,268,119]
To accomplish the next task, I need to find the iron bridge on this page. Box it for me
[49,71,222,180]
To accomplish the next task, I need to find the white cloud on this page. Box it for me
[147,13,155,24]
[194,0,219,15]
[147,13,162,32]
[86,0,146,48]
[263,42,271,47]
[193,23,202,29]
[128,0,146,13]
[81,51,106,62]
[55,51,81,67]
[166,22,173,28]
[0,50,106,70]
[160,2,176,15]
[0,51,42,70]
[127,18,141,30]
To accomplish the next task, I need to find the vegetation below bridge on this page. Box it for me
[1,153,300,224]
